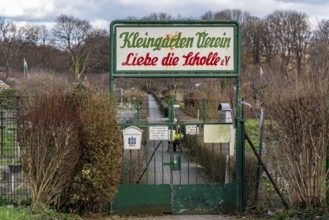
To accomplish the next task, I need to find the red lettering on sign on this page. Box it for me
[122,53,158,66]
[182,52,220,66]
[161,53,179,66]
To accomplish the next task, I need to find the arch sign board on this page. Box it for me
[110,20,240,77]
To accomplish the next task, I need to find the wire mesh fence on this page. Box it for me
[0,96,30,202]
[244,108,287,211]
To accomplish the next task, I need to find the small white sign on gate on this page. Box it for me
[185,125,199,135]
[149,126,169,140]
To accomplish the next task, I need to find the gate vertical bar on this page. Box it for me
[138,148,140,182]
[129,150,132,183]
[122,148,125,183]
[153,140,156,184]
[169,98,174,185]
[241,98,246,210]
[195,135,198,184]
[162,141,164,184]
[146,141,148,184]
[220,144,223,182]
[235,22,244,211]
[109,22,115,93]
[212,143,214,179]
[0,111,3,157]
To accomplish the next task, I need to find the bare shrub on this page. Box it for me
[17,77,122,213]
[15,71,72,95]
[264,72,329,207]
[18,89,82,211]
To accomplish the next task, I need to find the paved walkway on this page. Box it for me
[142,140,209,185]
[142,95,209,185]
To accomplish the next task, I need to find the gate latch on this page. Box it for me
[171,155,181,171]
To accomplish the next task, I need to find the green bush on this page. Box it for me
[63,91,122,213]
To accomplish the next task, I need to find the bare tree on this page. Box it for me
[52,14,93,80]
[213,9,251,24]
[201,11,213,20]
[261,17,279,66]
[142,12,172,20]
[265,10,310,75]
[38,25,49,46]
[0,18,35,73]
[309,19,329,74]
[242,16,264,64]
[83,29,109,73]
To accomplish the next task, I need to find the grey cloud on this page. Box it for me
[277,0,328,4]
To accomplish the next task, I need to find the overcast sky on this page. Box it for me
[0,0,329,29]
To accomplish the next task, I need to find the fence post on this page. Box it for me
[254,109,265,204]
[0,111,3,157]
[326,142,329,205]
[236,98,245,212]
[202,98,206,123]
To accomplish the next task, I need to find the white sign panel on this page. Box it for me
[185,125,199,135]
[115,26,235,72]
[122,126,143,150]
[149,126,169,140]
[204,125,231,143]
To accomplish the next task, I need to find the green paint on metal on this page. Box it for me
[212,143,215,179]
[110,20,240,77]
[129,149,132,183]
[111,20,244,214]
[203,143,206,172]
[121,148,125,183]
[145,141,148,184]
[162,141,164,184]
[171,184,237,214]
[112,184,171,215]
[171,155,181,171]
[154,140,156,184]
[220,144,223,182]
[195,139,198,183]
[241,98,246,211]
[112,73,240,78]
[120,121,233,127]
[138,148,141,181]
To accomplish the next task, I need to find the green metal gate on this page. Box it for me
[109,20,245,215]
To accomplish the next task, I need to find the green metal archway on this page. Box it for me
[109,20,245,214]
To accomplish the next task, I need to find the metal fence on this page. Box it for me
[0,94,283,211]
[119,94,236,185]
[0,96,29,202]
[120,126,235,186]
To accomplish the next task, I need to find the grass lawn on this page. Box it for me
[0,206,81,220]
[244,118,266,151]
